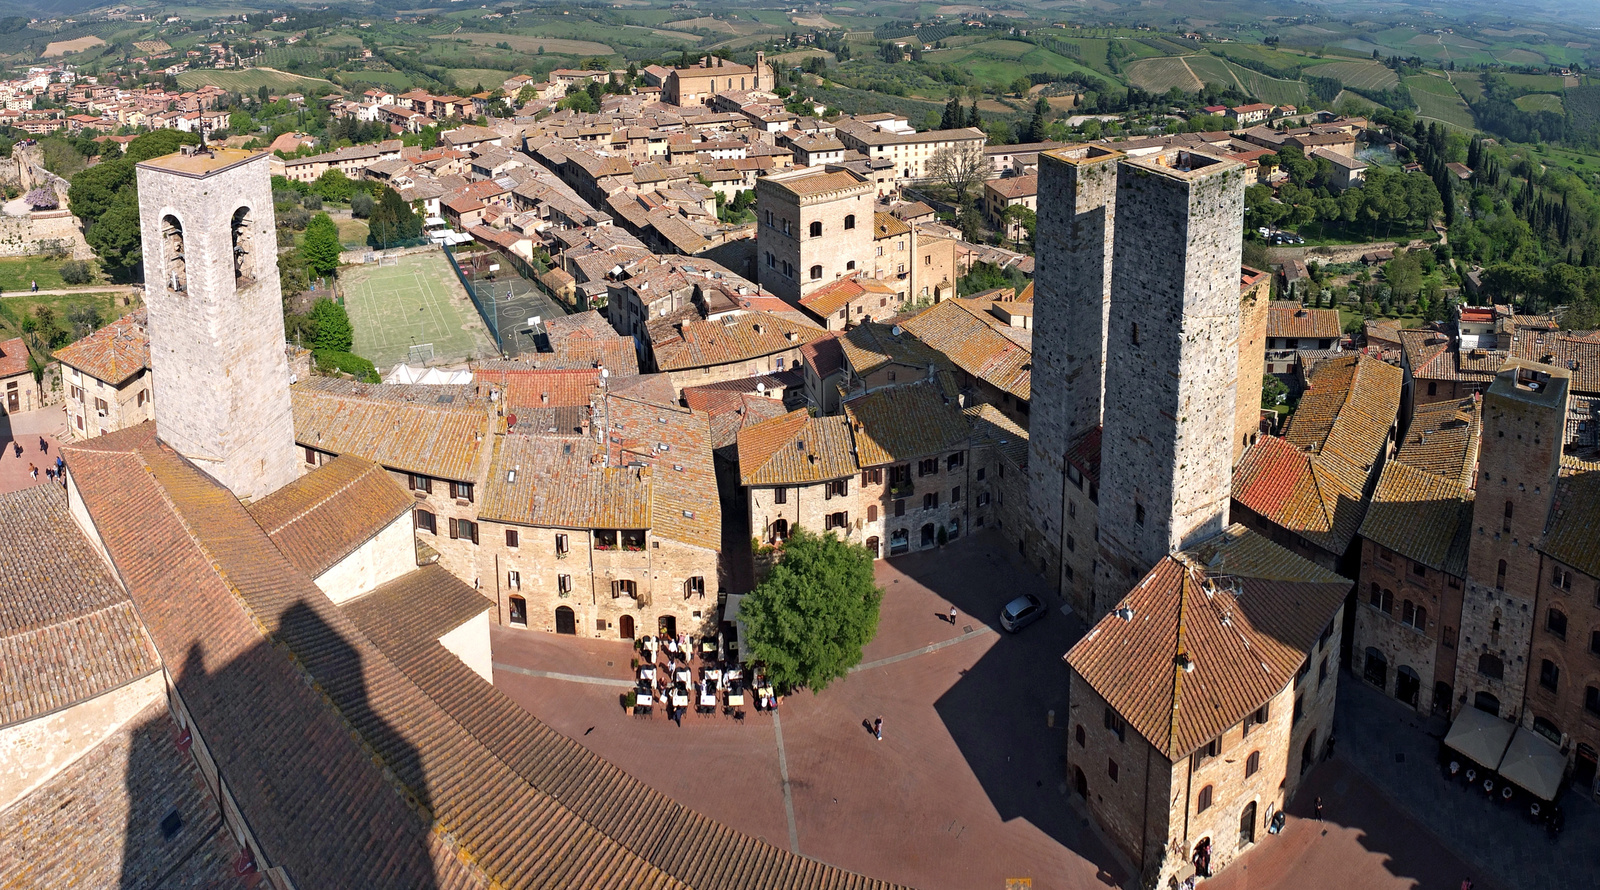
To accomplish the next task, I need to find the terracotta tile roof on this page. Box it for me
[837,321,953,380]
[844,378,972,467]
[605,396,720,550]
[1510,331,1600,394]
[1400,328,1502,384]
[737,410,857,486]
[899,298,1031,401]
[800,332,844,379]
[682,387,790,452]
[799,275,896,318]
[648,310,823,372]
[872,211,910,238]
[1067,525,1348,759]
[0,335,30,378]
[481,434,651,530]
[291,378,491,482]
[964,403,1028,468]
[1394,396,1480,486]
[1266,304,1341,340]
[0,483,160,728]
[1542,471,1600,580]
[984,173,1037,200]
[0,700,253,888]
[771,169,865,198]
[1358,460,1474,576]
[248,454,415,579]
[340,564,492,655]
[1282,354,1401,463]
[475,366,604,415]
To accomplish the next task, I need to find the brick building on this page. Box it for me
[1353,396,1480,715]
[54,312,155,440]
[0,335,41,417]
[755,167,876,305]
[663,54,769,107]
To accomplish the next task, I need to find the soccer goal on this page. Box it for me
[379,254,400,267]
[407,343,436,364]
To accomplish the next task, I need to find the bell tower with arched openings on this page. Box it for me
[136,147,298,501]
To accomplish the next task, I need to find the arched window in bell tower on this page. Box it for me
[231,206,255,283]
[161,214,186,293]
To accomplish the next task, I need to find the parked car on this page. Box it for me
[999,593,1046,633]
[1257,227,1272,237]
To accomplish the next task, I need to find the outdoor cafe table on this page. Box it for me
[699,689,717,708]
[639,665,656,682]
[671,691,689,708]
[726,688,745,707]
[674,668,691,685]
[635,689,653,707]
[704,668,722,685]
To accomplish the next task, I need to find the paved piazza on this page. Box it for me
[492,533,1506,890]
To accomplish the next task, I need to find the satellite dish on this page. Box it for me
[755,382,765,394]
[891,325,903,336]
[600,368,610,379]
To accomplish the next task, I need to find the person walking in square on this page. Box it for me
[873,717,882,741]
[1314,796,1323,821]
[949,606,958,626]
[28,463,37,480]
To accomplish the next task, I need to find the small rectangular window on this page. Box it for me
[773,487,787,505]
[507,570,520,589]
[555,533,568,555]
[558,574,571,593]
[414,508,436,534]
[450,480,474,502]
[506,529,519,548]
[409,474,433,494]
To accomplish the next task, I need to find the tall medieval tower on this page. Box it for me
[1453,360,1569,720]
[1095,150,1247,601]
[1028,145,1121,613]
[137,147,299,502]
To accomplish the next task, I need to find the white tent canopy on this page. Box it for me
[1443,706,1515,769]
[384,363,473,385]
[1498,728,1565,802]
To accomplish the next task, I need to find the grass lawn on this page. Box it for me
[1291,219,1435,247]
[0,291,140,347]
[1338,308,1424,331]
[339,249,495,368]
[0,256,98,292]
[337,218,370,248]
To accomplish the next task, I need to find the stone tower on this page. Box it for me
[136,147,299,502]
[1028,144,1121,612]
[754,167,874,305]
[1095,150,1247,601]
[1453,360,1569,721]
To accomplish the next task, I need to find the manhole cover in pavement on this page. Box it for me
[607,661,614,667]
[964,624,975,633]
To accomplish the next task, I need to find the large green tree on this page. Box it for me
[66,130,200,276]
[367,187,421,248]
[307,297,354,353]
[741,528,882,694]
[302,212,342,277]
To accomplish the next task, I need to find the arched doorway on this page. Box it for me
[1474,690,1501,716]
[1363,646,1388,690]
[554,606,576,635]
[890,529,909,555]
[1575,744,1598,790]
[920,523,936,547]
[1301,730,1317,776]
[1433,681,1453,715]
[1396,665,1421,708]
[1238,801,1257,847]
[1073,766,1087,798]
[771,518,788,542]
[1192,837,1212,878]
[658,615,677,638]
[619,614,635,639]
[866,536,879,558]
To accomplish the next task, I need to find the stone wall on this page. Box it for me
[313,510,417,603]
[62,365,150,439]
[1233,277,1269,463]
[1097,151,1246,605]
[1029,147,1120,599]
[137,152,299,502]
[1354,537,1462,716]
[754,172,874,304]
[1454,370,1567,720]
[1525,554,1600,795]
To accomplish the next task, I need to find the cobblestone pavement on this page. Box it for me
[1331,676,1598,890]
[0,405,64,496]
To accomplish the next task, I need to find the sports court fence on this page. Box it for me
[444,245,569,359]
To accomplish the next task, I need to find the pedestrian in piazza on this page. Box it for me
[873,717,882,741]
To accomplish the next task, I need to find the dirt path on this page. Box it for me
[0,284,141,298]
[1178,55,1205,92]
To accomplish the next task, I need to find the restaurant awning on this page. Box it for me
[1443,706,1515,769]
[1497,728,1565,802]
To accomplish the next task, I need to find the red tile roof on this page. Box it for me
[248,454,416,579]
[52,310,150,385]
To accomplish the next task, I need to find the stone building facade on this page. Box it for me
[1234,268,1270,462]
[1454,362,1568,721]
[755,168,875,305]
[1096,150,1247,604]
[1028,145,1121,599]
[54,310,153,441]
[135,147,298,502]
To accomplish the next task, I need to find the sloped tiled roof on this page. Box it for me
[844,378,971,467]
[1266,303,1341,340]
[291,378,491,482]
[0,336,27,379]
[248,454,416,579]
[1394,396,1480,487]
[900,298,1031,401]
[683,387,789,452]
[1358,460,1474,576]
[837,321,952,380]
[340,564,493,655]
[1282,354,1401,459]
[1510,331,1600,395]
[0,483,160,728]
[799,275,896,319]
[1400,328,1503,384]
[737,410,857,486]
[648,310,823,372]
[481,434,651,530]
[964,402,1028,468]
[1542,471,1600,580]
[51,310,149,385]
[1065,426,1103,484]
[1067,525,1349,760]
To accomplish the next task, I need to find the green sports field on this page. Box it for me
[340,249,496,369]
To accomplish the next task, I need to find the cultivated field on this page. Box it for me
[1404,74,1476,129]
[1501,73,1565,93]
[1307,60,1399,91]
[175,67,336,94]
[1515,93,1564,113]
[431,33,614,56]
[1125,55,1202,92]
[41,36,105,57]
[341,249,495,369]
